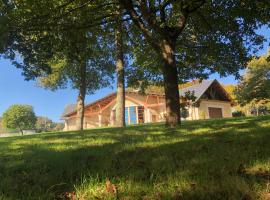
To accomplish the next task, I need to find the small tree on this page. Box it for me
[2,105,37,135]
[36,116,54,132]
[36,116,64,132]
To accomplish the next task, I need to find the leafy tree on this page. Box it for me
[0,117,2,131]
[120,0,270,126]
[36,117,54,132]
[2,105,37,135]
[235,52,270,106]
[223,84,236,101]
[0,1,115,130]
[52,123,65,132]
[36,116,64,132]
[0,1,125,128]
[38,30,114,131]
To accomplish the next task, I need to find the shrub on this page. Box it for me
[232,110,246,117]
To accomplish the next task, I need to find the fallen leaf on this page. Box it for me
[106,179,118,195]
[66,191,76,200]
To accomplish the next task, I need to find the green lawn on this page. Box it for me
[0,116,270,200]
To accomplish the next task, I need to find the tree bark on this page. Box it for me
[76,61,87,131]
[115,11,125,127]
[160,39,181,127]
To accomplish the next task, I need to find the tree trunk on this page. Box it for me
[160,39,181,127]
[20,128,23,135]
[115,11,125,127]
[76,61,87,131]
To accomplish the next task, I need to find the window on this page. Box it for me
[125,108,129,125]
[124,106,145,125]
[129,106,137,124]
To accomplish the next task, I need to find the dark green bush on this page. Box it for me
[232,110,246,117]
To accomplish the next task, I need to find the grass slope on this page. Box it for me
[0,116,270,200]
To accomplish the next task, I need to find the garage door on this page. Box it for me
[208,107,223,119]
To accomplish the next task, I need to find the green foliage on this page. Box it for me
[235,52,270,105]
[180,106,189,119]
[0,0,115,83]
[38,59,67,91]
[0,116,269,199]
[1,0,270,126]
[250,103,270,116]
[36,116,64,132]
[232,110,246,118]
[36,30,115,95]
[2,105,37,132]
[1,1,269,84]
[223,84,236,101]
[233,100,270,117]
[0,1,115,130]
[124,1,270,88]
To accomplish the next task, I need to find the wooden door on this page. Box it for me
[208,107,223,119]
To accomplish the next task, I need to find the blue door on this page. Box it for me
[129,106,137,124]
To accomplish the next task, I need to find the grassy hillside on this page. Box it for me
[0,116,269,200]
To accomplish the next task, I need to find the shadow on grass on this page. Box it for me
[0,116,269,199]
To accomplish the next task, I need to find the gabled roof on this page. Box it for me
[180,79,232,103]
[180,80,215,102]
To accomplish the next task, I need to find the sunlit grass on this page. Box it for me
[0,116,269,199]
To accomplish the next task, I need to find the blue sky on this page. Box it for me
[0,27,269,122]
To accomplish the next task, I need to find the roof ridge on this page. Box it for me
[180,79,214,90]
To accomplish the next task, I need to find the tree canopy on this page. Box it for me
[120,0,270,126]
[0,1,116,130]
[2,105,37,135]
[38,29,115,130]
[1,0,270,127]
[235,52,270,106]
